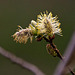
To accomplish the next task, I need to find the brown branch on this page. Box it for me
[0,47,45,75]
[68,67,75,75]
[43,36,63,60]
[43,36,75,75]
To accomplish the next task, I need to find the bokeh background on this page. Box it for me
[0,0,75,75]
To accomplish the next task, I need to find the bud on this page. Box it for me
[46,44,57,57]
[31,20,37,26]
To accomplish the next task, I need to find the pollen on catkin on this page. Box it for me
[12,11,62,44]
[36,11,62,37]
[13,26,33,44]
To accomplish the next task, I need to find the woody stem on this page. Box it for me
[43,36,63,59]
[43,36,75,75]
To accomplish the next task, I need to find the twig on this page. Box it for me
[0,47,45,75]
[68,67,75,75]
[43,36,63,60]
[43,36,75,75]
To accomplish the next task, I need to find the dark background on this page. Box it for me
[0,0,75,75]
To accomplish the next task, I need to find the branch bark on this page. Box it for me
[0,47,45,75]
[43,34,75,75]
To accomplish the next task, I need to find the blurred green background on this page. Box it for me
[0,0,75,75]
